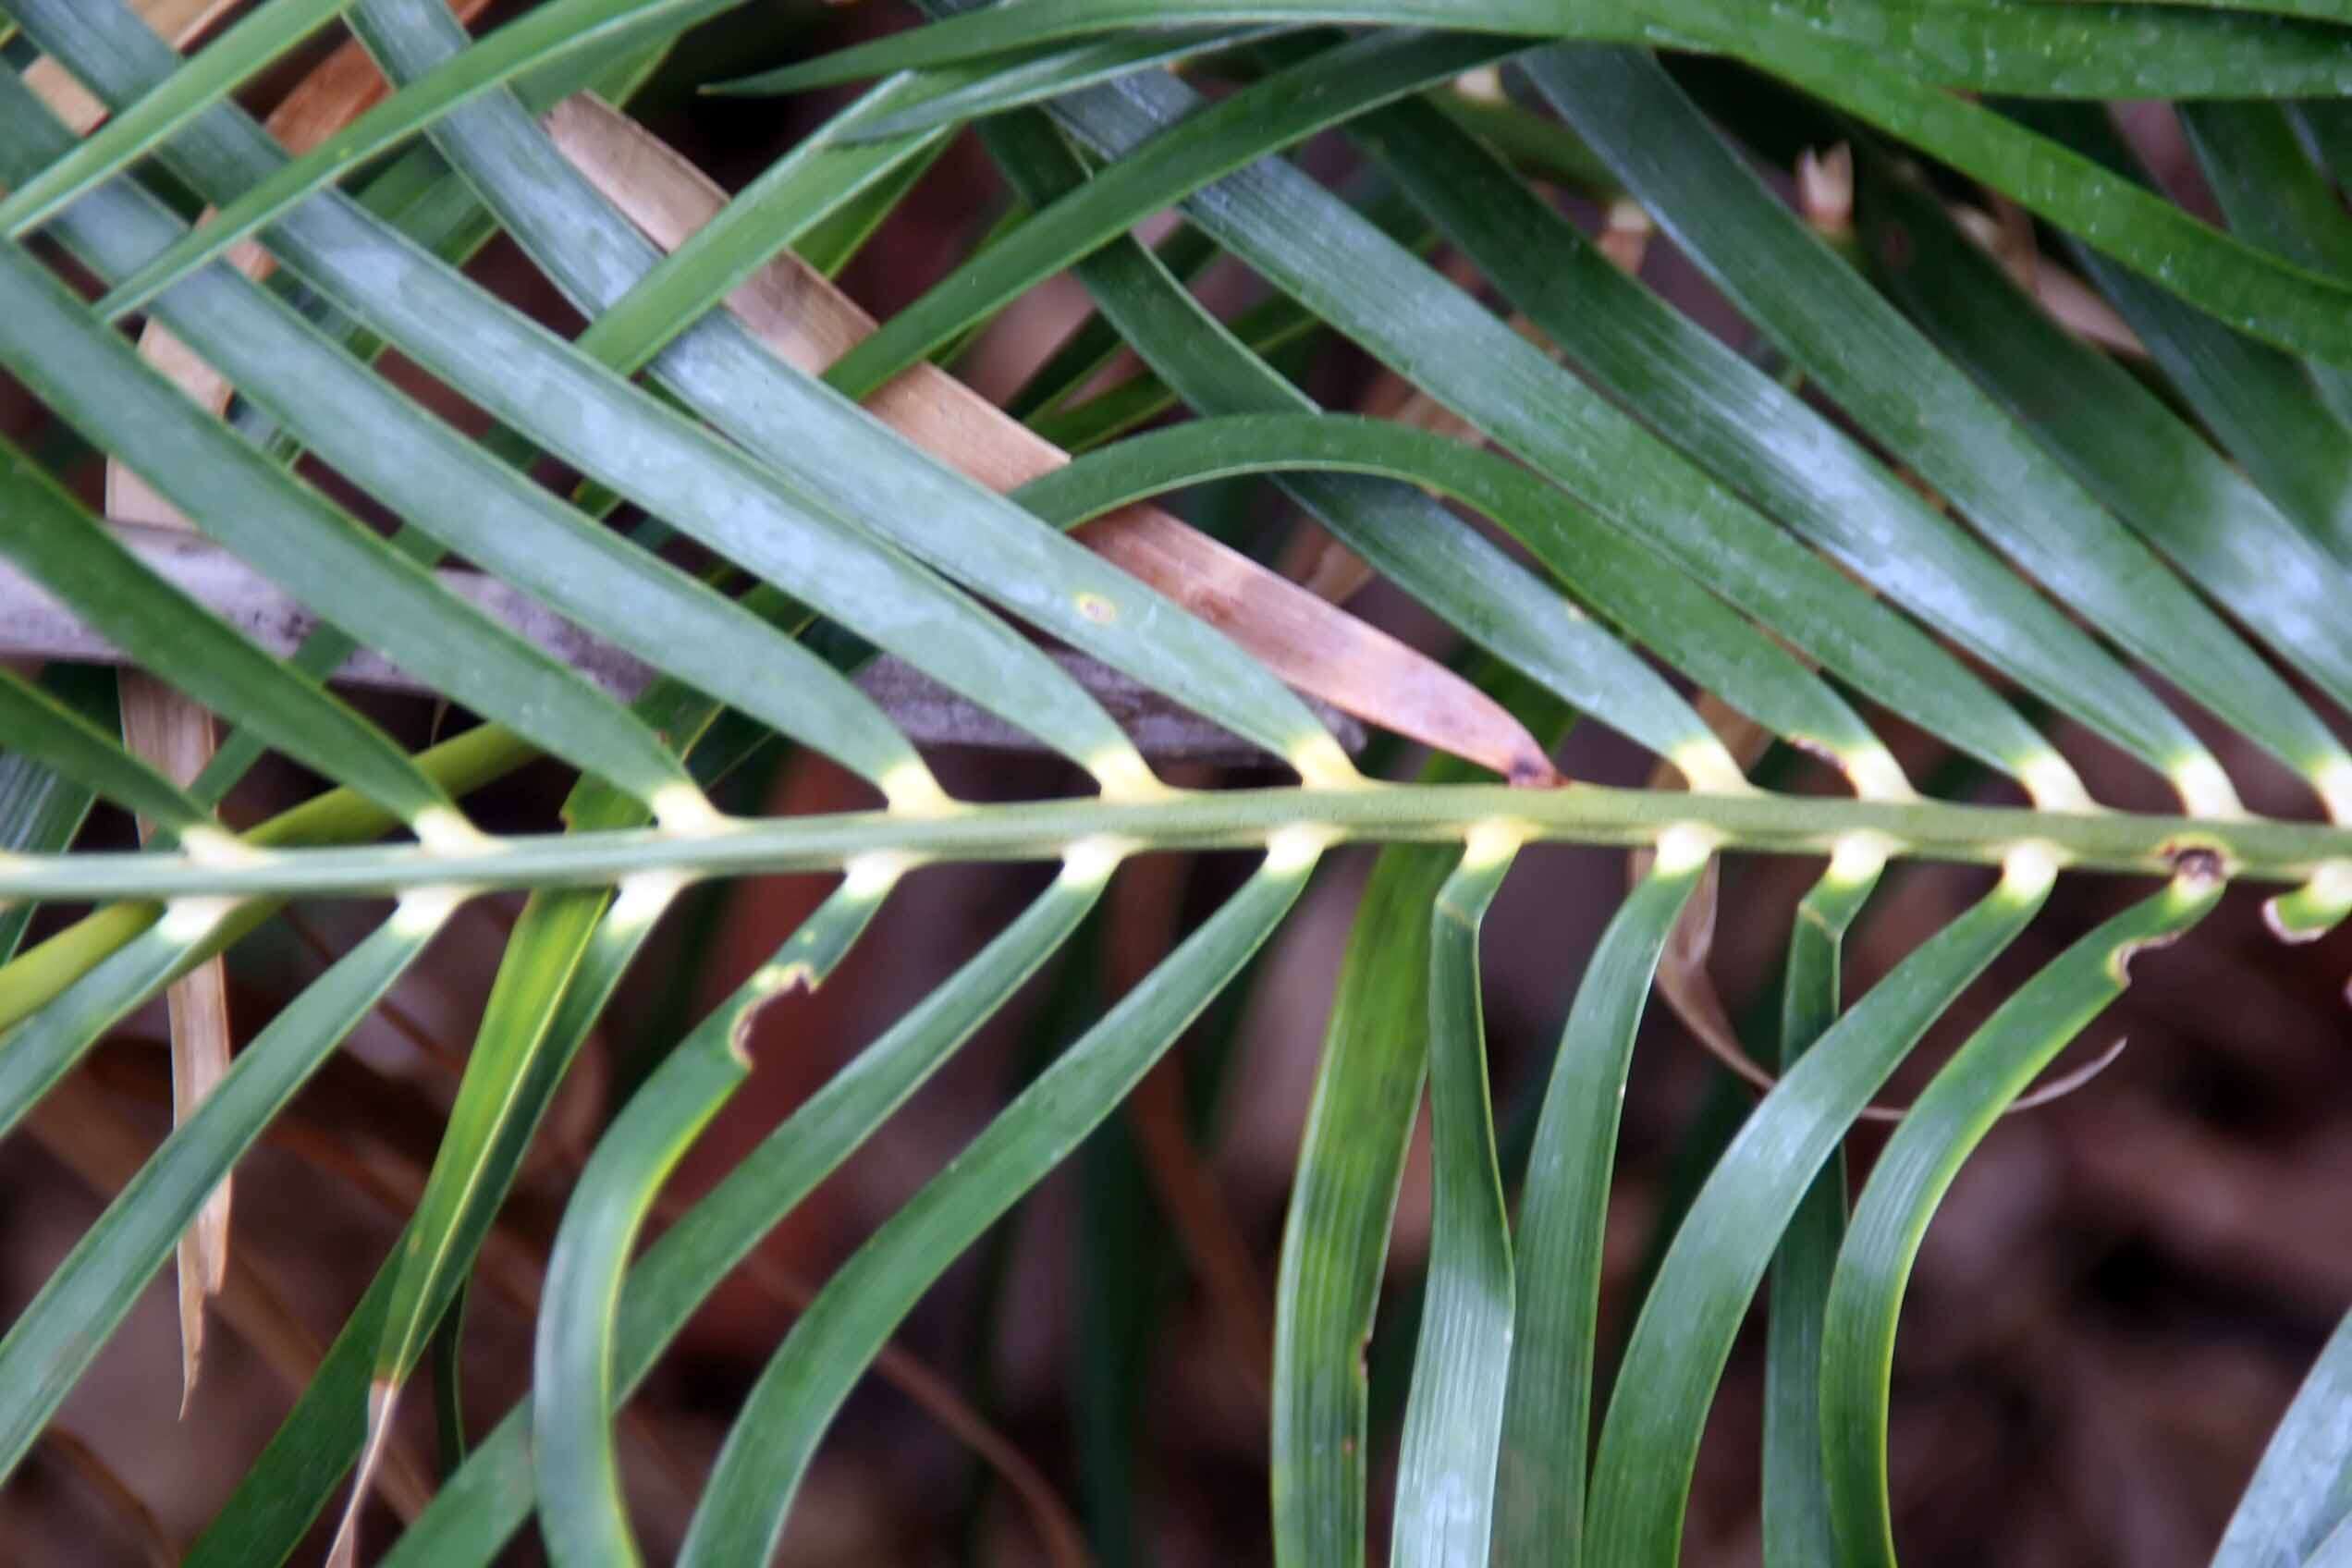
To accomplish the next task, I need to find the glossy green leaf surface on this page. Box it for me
[1818,871,2220,1566]
[0,901,456,1485]
[533,876,888,1568]
[1584,863,2052,1565]
[1759,863,1879,1568]
[1494,861,1701,1565]
[1390,838,1518,1568]
[676,851,1312,1565]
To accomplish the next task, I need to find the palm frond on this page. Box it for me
[2,3,2350,1564]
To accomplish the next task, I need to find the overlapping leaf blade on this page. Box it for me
[1819,870,2221,1567]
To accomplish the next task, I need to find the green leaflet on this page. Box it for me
[2210,1307,2352,1568]
[340,822,655,1553]
[382,858,1107,1566]
[1356,86,2178,805]
[0,923,227,1148]
[0,72,934,807]
[178,641,740,1567]
[719,0,2352,101]
[191,849,652,1567]
[1760,863,1881,1568]
[0,67,936,803]
[1532,45,2346,814]
[1392,836,1520,1568]
[1011,222,1220,423]
[89,0,748,317]
[1817,870,2222,1567]
[2179,100,2352,428]
[0,668,108,962]
[0,238,701,821]
[1848,146,2352,808]
[582,26,1292,379]
[1661,25,2352,370]
[571,37,1223,377]
[0,899,459,1486]
[0,669,212,841]
[1275,840,1453,1568]
[0,725,529,1042]
[2005,98,2352,569]
[1267,673,1566,1568]
[822,31,1521,402]
[860,27,1290,142]
[1495,858,1702,1567]
[0,0,357,239]
[1028,63,2052,798]
[1014,414,1885,791]
[1582,855,2055,1566]
[19,0,1170,801]
[533,876,890,1568]
[0,433,458,829]
[677,848,1317,1567]
[339,0,1357,790]
[963,104,1743,781]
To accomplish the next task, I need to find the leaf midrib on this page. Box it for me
[0,784,2332,901]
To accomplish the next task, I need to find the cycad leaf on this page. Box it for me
[2179,100,2352,428]
[1583,850,2057,1565]
[1392,833,1519,1568]
[822,30,1519,402]
[541,92,1547,781]
[582,28,1292,375]
[1533,44,2346,815]
[1817,866,2223,1567]
[1496,850,1704,1566]
[1268,694,1567,1568]
[1276,837,1452,1567]
[344,0,1361,789]
[0,893,461,1485]
[88,0,738,316]
[0,73,936,805]
[2209,1306,2352,1567]
[2005,99,2352,570]
[677,843,1318,1567]
[0,0,355,239]
[18,0,1171,799]
[384,855,1109,1567]
[963,106,1741,787]
[712,0,2352,101]
[1027,61,2050,799]
[0,668,213,840]
[1015,415,1888,792]
[0,233,702,822]
[1760,859,1882,1567]
[534,873,893,1568]
[0,431,458,829]
[1674,25,2352,368]
[1848,144,2352,821]
[1351,83,2156,806]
